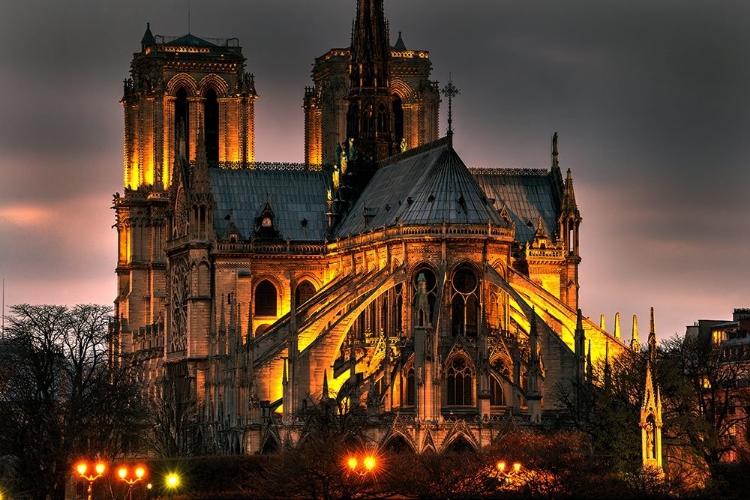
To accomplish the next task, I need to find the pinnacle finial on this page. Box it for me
[442,73,460,138]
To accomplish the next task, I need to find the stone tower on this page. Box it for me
[113,24,257,364]
[303,0,440,166]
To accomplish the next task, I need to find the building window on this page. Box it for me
[446,357,473,406]
[295,280,316,308]
[255,280,277,316]
[451,266,479,337]
[204,89,219,164]
[402,366,415,406]
[490,375,505,406]
[175,87,189,154]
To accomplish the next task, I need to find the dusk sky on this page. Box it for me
[1,0,749,340]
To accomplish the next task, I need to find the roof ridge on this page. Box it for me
[469,167,549,176]
[379,136,451,167]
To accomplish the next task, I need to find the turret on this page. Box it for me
[554,134,582,310]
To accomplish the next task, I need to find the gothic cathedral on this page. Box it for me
[112,0,626,454]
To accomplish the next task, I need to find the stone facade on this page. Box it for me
[112,1,626,456]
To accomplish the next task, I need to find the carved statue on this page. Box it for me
[332,165,340,191]
[340,148,348,175]
[400,137,407,153]
[645,420,655,459]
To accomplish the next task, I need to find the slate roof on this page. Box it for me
[336,138,507,237]
[166,34,217,47]
[210,168,330,242]
[471,169,561,244]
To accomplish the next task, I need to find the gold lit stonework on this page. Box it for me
[112,7,625,458]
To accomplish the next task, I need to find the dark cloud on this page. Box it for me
[1,0,749,337]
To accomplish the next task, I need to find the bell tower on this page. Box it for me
[113,24,257,357]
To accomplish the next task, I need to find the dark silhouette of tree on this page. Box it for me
[0,304,145,500]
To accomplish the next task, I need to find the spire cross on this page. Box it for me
[441,73,460,137]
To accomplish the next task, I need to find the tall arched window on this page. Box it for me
[377,103,388,134]
[490,375,505,406]
[254,280,277,316]
[401,365,415,407]
[392,95,403,146]
[175,88,189,155]
[295,280,316,308]
[446,357,473,406]
[204,88,219,165]
[451,266,479,337]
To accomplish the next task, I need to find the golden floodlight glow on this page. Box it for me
[513,462,521,473]
[347,457,358,470]
[363,456,376,471]
[497,461,506,472]
[166,473,180,488]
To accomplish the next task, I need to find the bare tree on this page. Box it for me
[0,304,145,500]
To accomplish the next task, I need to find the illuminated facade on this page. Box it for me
[112,0,626,455]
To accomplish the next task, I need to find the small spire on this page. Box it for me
[599,314,606,332]
[614,312,621,340]
[321,369,331,401]
[648,307,657,364]
[394,30,406,50]
[141,22,155,49]
[631,314,641,352]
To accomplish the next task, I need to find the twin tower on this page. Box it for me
[121,0,439,193]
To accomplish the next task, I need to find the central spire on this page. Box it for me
[346,0,394,168]
[350,0,390,90]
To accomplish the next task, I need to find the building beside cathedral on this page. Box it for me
[111,0,627,455]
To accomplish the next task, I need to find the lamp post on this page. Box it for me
[75,460,106,500]
[117,465,147,500]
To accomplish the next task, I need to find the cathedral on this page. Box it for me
[111,0,627,455]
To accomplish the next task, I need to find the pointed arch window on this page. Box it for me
[446,357,474,406]
[490,375,505,406]
[377,103,388,134]
[254,280,277,317]
[295,280,316,308]
[204,88,219,165]
[175,88,189,156]
[401,365,415,407]
[451,266,479,337]
[392,95,403,145]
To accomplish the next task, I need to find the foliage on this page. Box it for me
[658,334,750,465]
[0,304,146,500]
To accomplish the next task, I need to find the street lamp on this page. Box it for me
[165,472,180,498]
[117,465,147,500]
[345,453,378,476]
[75,460,106,500]
[495,460,522,486]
